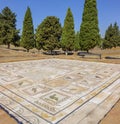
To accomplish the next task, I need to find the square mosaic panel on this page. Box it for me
[11,79,34,88]
[22,85,51,96]
[63,84,88,94]
[42,91,69,106]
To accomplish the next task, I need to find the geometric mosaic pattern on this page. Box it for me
[0,59,120,124]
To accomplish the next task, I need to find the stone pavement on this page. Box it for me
[0,59,120,124]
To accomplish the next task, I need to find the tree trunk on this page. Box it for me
[27,49,29,52]
[7,43,10,49]
[51,50,53,55]
[38,49,40,54]
[65,50,68,55]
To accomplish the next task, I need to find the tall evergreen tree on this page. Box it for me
[103,22,120,49]
[35,16,62,53]
[21,7,34,52]
[61,8,75,55]
[103,24,113,49]
[112,22,120,47]
[0,7,19,48]
[79,0,100,52]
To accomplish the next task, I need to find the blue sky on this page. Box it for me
[0,0,120,37]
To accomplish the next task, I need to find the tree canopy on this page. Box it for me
[21,7,35,52]
[61,8,75,53]
[1,2,120,53]
[0,7,19,48]
[35,16,62,52]
[79,0,100,52]
[103,22,120,49]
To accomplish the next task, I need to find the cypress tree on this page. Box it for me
[61,8,75,55]
[0,7,19,48]
[79,0,100,52]
[21,7,34,52]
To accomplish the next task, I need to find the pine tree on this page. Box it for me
[112,22,120,47]
[79,0,100,52]
[35,16,62,53]
[0,7,19,48]
[103,24,113,49]
[21,7,34,52]
[61,8,75,55]
[103,22,120,49]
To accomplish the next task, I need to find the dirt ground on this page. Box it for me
[99,100,120,124]
[0,109,17,124]
[0,46,120,64]
[0,45,120,124]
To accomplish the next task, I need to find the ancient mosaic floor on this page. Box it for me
[0,59,120,124]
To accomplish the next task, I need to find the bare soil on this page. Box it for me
[0,45,120,64]
[0,45,120,124]
[99,100,120,124]
[0,109,17,124]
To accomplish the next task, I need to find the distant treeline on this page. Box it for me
[0,0,120,54]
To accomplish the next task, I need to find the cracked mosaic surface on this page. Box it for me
[0,59,120,124]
